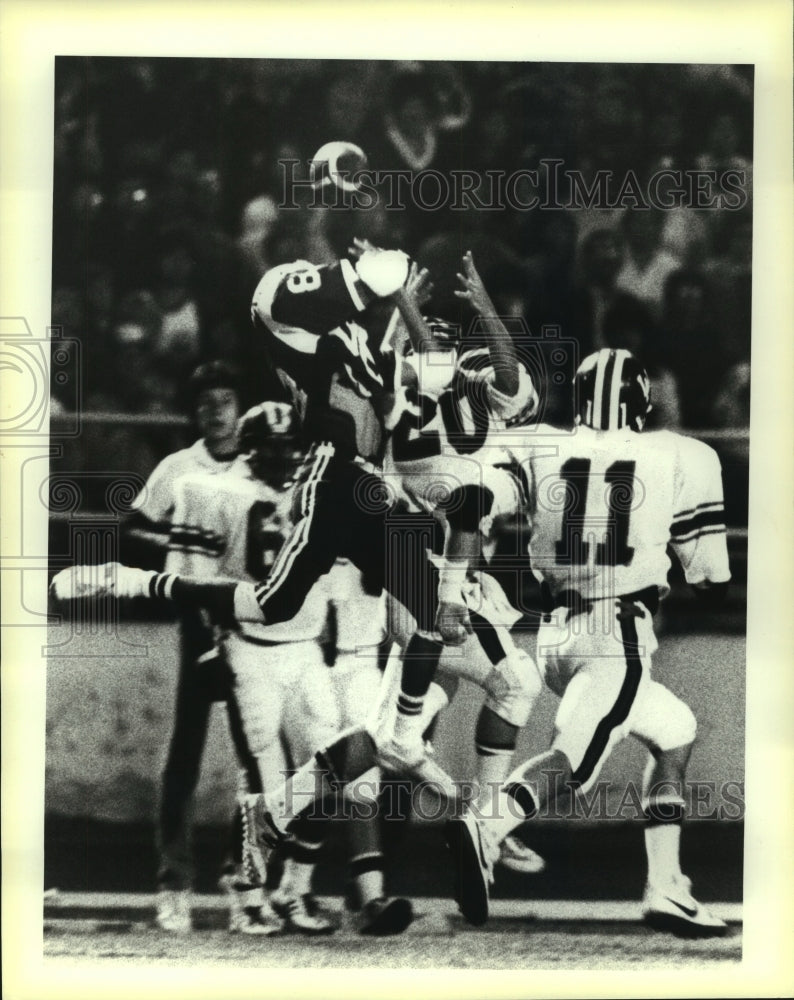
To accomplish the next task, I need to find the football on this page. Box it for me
[310,140,369,192]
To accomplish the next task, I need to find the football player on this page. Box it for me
[444,348,731,937]
[50,246,467,888]
[384,251,545,873]
[125,360,242,934]
[167,402,413,936]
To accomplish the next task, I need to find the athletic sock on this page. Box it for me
[473,706,518,811]
[265,755,335,831]
[394,633,442,744]
[279,857,315,898]
[643,811,684,887]
[350,852,385,907]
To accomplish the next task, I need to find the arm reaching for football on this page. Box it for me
[455,250,519,397]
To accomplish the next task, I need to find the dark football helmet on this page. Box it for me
[238,401,302,488]
[574,348,651,432]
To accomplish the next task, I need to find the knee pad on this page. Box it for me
[482,648,542,728]
[657,698,697,752]
[636,683,698,753]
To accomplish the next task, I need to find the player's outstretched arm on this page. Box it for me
[50,562,247,624]
[390,264,437,355]
[455,250,519,397]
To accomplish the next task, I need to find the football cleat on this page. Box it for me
[269,890,335,935]
[241,793,287,887]
[642,875,729,938]
[155,888,192,934]
[357,896,414,936]
[498,834,546,875]
[375,737,459,803]
[445,809,498,927]
[219,874,283,936]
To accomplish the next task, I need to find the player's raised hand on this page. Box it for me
[454,250,494,316]
[347,236,379,260]
[436,600,473,646]
[404,260,434,310]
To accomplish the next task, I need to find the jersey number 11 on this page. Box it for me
[554,458,636,567]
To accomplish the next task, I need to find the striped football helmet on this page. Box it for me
[238,401,302,487]
[574,348,651,432]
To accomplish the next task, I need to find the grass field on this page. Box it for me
[43,893,741,970]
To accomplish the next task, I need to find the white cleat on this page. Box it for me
[642,874,729,938]
[499,834,546,874]
[219,873,283,936]
[269,889,335,935]
[240,793,287,887]
[375,737,459,802]
[155,888,192,934]
[445,809,498,926]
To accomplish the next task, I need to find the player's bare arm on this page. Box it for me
[454,250,519,397]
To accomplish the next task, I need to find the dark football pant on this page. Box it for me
[156,610,228,892]
[253,445,440,635]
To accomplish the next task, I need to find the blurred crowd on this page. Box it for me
[52,57,753,438]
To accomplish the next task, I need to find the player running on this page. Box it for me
[444,348,731,937]
[165,401,414,936]
[384,250,545,873]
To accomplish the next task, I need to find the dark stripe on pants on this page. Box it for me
[570,614,643,787]
[469,611,508,666]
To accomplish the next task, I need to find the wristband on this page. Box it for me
[437,562,469,605]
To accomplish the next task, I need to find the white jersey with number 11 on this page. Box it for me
[517,425,731,602]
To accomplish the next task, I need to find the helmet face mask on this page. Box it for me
[574,348,652,432]
[238,402,302,488]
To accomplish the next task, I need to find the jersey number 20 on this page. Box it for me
[554,458,636,567]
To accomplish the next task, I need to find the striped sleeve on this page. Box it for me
[669,501,726,543]
[164,475,224,576]
[669,438,730,585]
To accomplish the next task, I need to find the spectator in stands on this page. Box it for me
[379,69,440,173]
[524,211,579,336]
[237,195,279,274]
[615,208,682,319]
[659,269,726,428]
[602,297,682,430]
[695,110,753,195]
[712,361,751,428]
[703,210,753,368]
[571,227,643,353]
[151,228,203,375]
